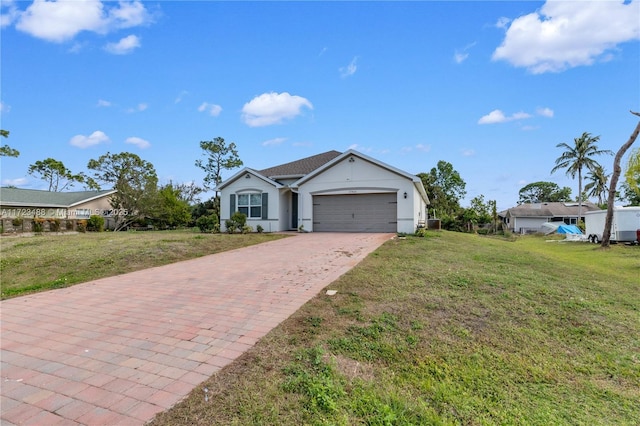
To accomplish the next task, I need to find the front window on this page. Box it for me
[238,193,262,218]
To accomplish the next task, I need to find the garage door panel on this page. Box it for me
[313,193,397,232]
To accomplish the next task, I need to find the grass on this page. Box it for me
[0,229,286,299]
[149,231,640,425]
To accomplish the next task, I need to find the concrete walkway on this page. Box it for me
[1,233,392,425]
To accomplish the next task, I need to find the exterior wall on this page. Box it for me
[297,157,420,233]
[510,217,549,233]
[219,176,283,232]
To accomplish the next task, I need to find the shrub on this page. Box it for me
[32,217,45,233]
[12,217,23,227]
[241,225,253,234]
[48,218,61,232]
[77,220,87,233]
[196,214,219,233]
[256,224,264,233]
[87,215,105,232]
[65,220,74,231]
[226,211,247,233]
[415,228,427,237]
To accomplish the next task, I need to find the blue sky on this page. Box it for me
[1,0,639,211]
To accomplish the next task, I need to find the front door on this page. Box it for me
[291,192,298,229]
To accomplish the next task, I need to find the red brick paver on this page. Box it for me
[1,233,391,425]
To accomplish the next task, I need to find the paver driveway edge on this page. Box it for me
[1,232,393,426]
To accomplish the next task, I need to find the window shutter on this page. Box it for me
[261,193,268,219]
[230,194,236,216]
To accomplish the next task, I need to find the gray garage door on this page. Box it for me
[313,193,397,232]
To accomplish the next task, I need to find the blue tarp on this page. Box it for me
[556,224,582,234]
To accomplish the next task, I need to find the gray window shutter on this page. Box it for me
[261,193,268,219]
[230,194,236,216]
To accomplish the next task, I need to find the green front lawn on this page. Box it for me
[0,230,285,299]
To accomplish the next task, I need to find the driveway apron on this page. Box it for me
[1,232,392,426]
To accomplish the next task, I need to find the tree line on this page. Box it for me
[2,126,639,233]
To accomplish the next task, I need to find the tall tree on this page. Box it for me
[602,112,640,248]
[152,183,192,229]
[0,129,19,157]
[518,181,572,204]
[551,132,613,222]
[87,152,158,231]
[28,158,89,191]
[624,147,640,199]
[584,164,610,206]
[418,160,466,218]
[195,137,243,195]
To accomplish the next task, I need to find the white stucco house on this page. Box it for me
[216,150,430,233]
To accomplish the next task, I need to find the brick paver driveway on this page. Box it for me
[1,232,392,425]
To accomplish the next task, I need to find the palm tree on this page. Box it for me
[551,132,613,223]
[584,164,610,205]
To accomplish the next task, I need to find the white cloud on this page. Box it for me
[478,109,532,124]
[262,137,286,147]
[461,149,476,157]
[242,92,313,127]
[14,0,152,43]
[454,42,476,64]
[521,125,539,131]
[0,101,10,113]
[493,0,640,73]
[347,143,373,153]
[340,56,358,78]
[454,52,469,64]
[125,136,150,149]
[174,90,189,104]
[198,102,222,117]
[105,34,140,54]
[415,144,431,152]
[126,102,147,113]
[495,17,511,30]
[2,177,28,186]
[69,130,110,148]
[1,0,19,28]
[96,99,111,107]
[536,107,554,118]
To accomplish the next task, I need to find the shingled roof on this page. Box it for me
[258,150,342,178]
[0,188,116,208]
[505,202,600,217]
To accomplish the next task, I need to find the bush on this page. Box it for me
[256,224,264,233]
[12,217,23,227]
[226,211,247,233]
[49,218,61,232]
[241,225,253,234]
[196,214,219,233]
[415,228,427,237]
[77,220,87,233]
[87,215,105,232]
[32,217,45,233]
[65,220,74,231]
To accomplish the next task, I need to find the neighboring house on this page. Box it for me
[0,188,117,228]
[501,201,601,234]
[217,149,430,233]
